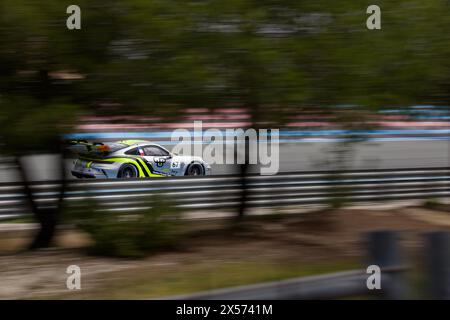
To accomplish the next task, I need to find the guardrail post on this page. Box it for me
[367,230,409,299]
[424,231,450,300]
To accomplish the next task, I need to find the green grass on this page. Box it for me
[46,259,359,299]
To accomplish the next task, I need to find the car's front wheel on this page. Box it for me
[118,164,138,178]
[185,163,204,176]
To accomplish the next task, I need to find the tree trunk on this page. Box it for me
[16,146,67,249]
[236,106,259,221]
[29,207,58,249]
[237,162,250,220]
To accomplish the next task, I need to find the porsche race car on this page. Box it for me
[69,140,211,179]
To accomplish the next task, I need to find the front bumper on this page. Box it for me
[71,171,96,179]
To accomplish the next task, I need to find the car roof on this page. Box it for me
[116,140,150,146]
[116,140,165,147]
[112,140,169,154]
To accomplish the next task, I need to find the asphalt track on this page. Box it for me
[0,140,448,182]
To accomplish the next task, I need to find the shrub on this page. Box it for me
[423,198,441,209]
[64,194,184,257]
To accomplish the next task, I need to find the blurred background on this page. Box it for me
[0,0,449,299]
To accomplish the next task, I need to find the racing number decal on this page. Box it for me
[171,161,180,169]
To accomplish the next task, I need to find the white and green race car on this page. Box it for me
[70,140,211,179]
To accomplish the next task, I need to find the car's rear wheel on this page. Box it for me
[185,163,204,176]
[118,164,138,178]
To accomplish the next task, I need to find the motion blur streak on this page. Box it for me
[0,1,449,300]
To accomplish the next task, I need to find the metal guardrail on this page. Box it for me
[163,231,450,300]
[163,268,403,300]
[0,167,449,217]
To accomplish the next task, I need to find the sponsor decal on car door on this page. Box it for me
[142,145,172,174]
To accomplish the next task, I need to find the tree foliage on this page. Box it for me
[1,0,448,130]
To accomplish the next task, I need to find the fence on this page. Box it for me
[163,231,450,300]
[0,167,449,219]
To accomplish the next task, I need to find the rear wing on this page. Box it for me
[65,140,108,155]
